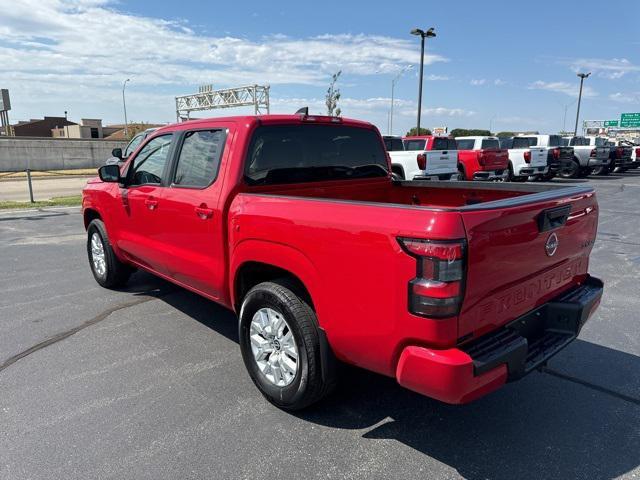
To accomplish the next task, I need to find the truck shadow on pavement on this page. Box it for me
[149,275,639,480]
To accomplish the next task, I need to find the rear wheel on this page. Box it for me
[592,164,609,176]
[239,281,336,410]
[457,164,466,181]
[559,158,580,179]
[86,219,133,288]
[508,163,526,182]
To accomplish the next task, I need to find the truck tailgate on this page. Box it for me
[457,188,598,339]
[479,149,508,170]
[426,151,457,175]
[530,148,547,167]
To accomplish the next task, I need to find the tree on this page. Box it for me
[449,128,492,137]
[405,127,432,136]
[325,71,342,117]
[495,131,516,138]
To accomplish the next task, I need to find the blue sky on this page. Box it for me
[1,0,639,135]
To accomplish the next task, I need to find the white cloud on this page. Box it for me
[567,58,640,79]
[494,78,507,86]
[470,79,486,86]
[609,92,640,103]
[425,74,450,81]
[528,80,597,98]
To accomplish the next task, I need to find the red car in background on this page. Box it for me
[455,136,509,181]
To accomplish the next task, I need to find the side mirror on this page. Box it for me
[112,148,123,159]
[98,164,121,183]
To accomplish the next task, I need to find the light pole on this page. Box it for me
[563,99,577,133]
[122,78,130,138]
[390,65,413,135]
[410,27,436,135]
[489,114,497,134]
[64,110,69,138]
[574,72,591,136]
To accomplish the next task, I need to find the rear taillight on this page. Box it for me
[524,151,531,163]
[616,147,624,158]
[636,147,640,157]
[417,153,427,170]
[590,148,596,158]
[552,148,560,160]
[478,151,486,166]
[399,238,465,318]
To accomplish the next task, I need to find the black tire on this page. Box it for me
[508,163,526,182]
[592,164,609,176]
[559,158,580,179]
[86,219,133,288]
[239,280,336,410]
[457,164,466,181]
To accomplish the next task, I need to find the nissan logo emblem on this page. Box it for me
[545,232,559,257]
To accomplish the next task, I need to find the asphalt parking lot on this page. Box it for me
[1,173,639,480]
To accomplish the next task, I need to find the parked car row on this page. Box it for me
[383,133,640,183]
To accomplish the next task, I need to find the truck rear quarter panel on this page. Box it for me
[228,193,466,376]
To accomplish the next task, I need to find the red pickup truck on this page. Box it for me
[455,136,509,181]
[83,114,603,410]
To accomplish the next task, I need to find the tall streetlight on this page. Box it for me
[390,64,413,135]
[410,27,436,135]
[562,98,577,133]
[574,72,591,136]
[122,78,130,138]
[489,114,497,134]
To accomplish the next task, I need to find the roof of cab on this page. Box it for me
[153,114,375,135]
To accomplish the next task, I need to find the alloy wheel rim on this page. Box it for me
[249,307,299,387]
[90,232,107,277]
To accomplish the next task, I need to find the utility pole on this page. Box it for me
[390,65,413,135]
[574,72,591,136]
[122,78,130,138]
[410,27,436,134]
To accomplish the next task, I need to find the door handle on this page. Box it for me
[195,205,214,220]
[145,197,158,210]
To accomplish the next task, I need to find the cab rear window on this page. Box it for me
[432,138,457,150]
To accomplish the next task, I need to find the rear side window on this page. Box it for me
[481,139,499,149]
[383,137,404,151]
[129,134,173,186]
[404,139,426,150]
[244,124,388,186]
[173,129,226,187]
[456,139,475,150]
[432,138,457,150]
[512,137,530,149]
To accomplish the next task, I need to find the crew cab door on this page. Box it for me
[155,127,230,299]
[116,133,175,272]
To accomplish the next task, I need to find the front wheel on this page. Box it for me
[87,219,133,288]
[239,281,336,410]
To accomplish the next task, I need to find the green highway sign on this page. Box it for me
[620,112,640,128]
[604,120,619,127]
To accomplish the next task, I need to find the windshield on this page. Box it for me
[499,138,513,149]
[548,135,562,147]
[512,137,530,149]
[455,139,474,150]
[432,138,457,150]
[383,137,404,151]
[570,137,589,146]
[404,139,426,150]
[244,124,389,186]
[481,139,500,149]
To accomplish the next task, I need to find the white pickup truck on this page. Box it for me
[499,136,548,181]
[516,134,574,181]
[388,135,458,181]
[560,136,609,178]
